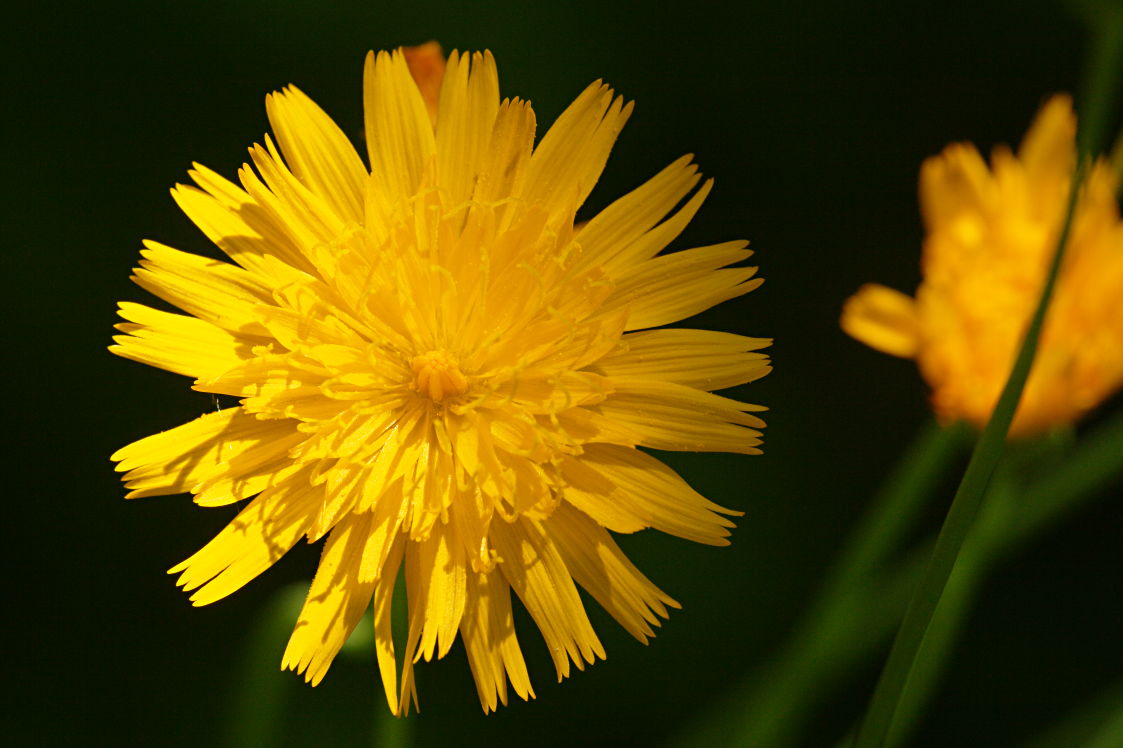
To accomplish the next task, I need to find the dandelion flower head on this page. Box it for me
[110,45,770,713]
[842,95,1123,436]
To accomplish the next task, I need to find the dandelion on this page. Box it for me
[842,95,1123,436]
[111,46,769,714]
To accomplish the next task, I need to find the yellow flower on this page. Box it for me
[110,47,769,713]
[842,95,1123,436]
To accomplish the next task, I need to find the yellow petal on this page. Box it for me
[406,522,467,663]
[193,457,304,507]
[558,456,647,534]
[174,164,314,277]
[282,511,377,686]
[364,49,437,202]
[840,283,920,358]
[490,517,605,681]
[574,155,702,274]
[597,329,771,391]
[110,302,254,381]
[594,377,765,454]
[357,481,408,583]
[919,143,994,232]
[112,407,294,498]
[521,81,633,225]
[1017,94,1075,187]
[168,465,322,606]
[373,534,408,714]
[459,569,534,713]
[266,85,369,225]
[546,502,679,642]
[436,50,500,205]
[472,97,536,211]
[243,136,348,260]
[132,240,272,336]
[564,444,739,546]
[608,241,762,331]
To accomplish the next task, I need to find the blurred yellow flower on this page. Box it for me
[110,47,769,713]
[842,95,1123,436]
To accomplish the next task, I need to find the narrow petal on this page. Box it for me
[607,241,762,331]
[597,329,772,391]
[112,407,292,498]
[110,302,255,381]
[407,523,468,663]
[282,511,377,686]
[595,377,765,454]
[840,283,921,358]
[373,534,408,714]
[174,165,314,277]
[132,240,272,336]
[1017,94,1075,187]
[565,444,740,546]
[490,517,605,681]
[243,136,348,260]
[364,49,437,202]
[193,453,305,507]
[546,503,680,642]
[435,50,500,205]
[574,155,702,274]
[919,143,994,232]
[168,466,323,606]
[459,569,535,713]
[521,81,633,224]
[557,456,648,534]
[472,97,536,210]
[266,85,369,225]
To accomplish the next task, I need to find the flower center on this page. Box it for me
[411,350,468,402]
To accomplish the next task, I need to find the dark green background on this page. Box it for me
[9,0,1120,745]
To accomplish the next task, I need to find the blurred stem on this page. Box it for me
[225,583,306,748]
[821,420,971,604]
[1110,126,1123,196]
[372,698,413,748]
[679,408,1123,748]
[883,460,1019,747]
[677,420,969,748]
[1075,2,1123,160]
[852,10,1123,741]
[829,409,1122,747]
[1015,416,1123,544]
[852,172,1080,748]
[1026,674,1123,748]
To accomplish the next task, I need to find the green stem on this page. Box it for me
[676,421,967,748]
[677,403,1123,748]
[852,147,1083,748]
[821,420,971,601]
[225,583,307,748]
[686,406,1123,748]
[1015,414,1123,546]
[1082,690,1123,748]
[883,462,1019,747]
[746,421,968,746]
[372,701,413,748]
[852,11,1123,742]
[1026,674,1123,748]
[1109,126,1123,195]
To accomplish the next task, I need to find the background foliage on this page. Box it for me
[8,0,1119,744]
